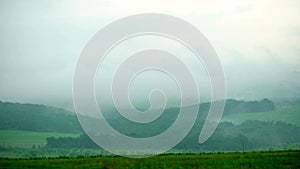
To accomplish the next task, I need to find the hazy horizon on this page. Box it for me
[0,0,299,110]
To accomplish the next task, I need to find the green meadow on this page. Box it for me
[0,130,79,148]
[0,151,299,169]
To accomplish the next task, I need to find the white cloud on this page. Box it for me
[0,0,299,107]
[212,0,300,64]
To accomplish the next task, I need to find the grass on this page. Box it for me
[222,105,300,126]
[0,151,299,169]
[0,130,80,148]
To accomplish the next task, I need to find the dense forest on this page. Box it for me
[45,120,300,152]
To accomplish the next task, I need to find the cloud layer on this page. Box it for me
[0,0,299,109]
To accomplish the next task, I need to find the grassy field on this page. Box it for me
[0,130,80,148]
[0,151,299,169]
[222,105,300,126]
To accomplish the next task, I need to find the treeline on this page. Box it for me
[177,120,300,152]
[46,120,300,152]
[224,98,275,114]
[199,98,275,115]
[46,134,98,149]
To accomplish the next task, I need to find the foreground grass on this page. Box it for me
[0,151,299,169]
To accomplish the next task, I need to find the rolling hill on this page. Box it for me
[0,99,277,134]
[0,98,299,151]
[0,101,83,133]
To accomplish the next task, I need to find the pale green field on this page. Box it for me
[222,105,300,126]
[0,130,80,148]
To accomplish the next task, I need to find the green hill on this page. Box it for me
[0,101,83,133]
[0,99,299,154]
[0,99,276,134]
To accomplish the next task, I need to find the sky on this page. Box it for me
[0,0,299,110]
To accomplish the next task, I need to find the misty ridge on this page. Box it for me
[0,98,276,133]
[1,97,300,157]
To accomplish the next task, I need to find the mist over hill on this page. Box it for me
[0,98,299,154]
[0,98,276,134]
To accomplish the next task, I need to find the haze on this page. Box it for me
[0,0,299,110]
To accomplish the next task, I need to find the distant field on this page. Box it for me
[0,130,80,148]
[0,151,299,169]
[222,105,300,126]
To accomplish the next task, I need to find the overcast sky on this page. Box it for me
[0,0,299,109]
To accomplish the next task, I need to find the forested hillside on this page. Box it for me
[0,101,82,133]
[0,99,275,134]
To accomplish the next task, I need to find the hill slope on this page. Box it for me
[0,101,83,133]
[0,99,276,134]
